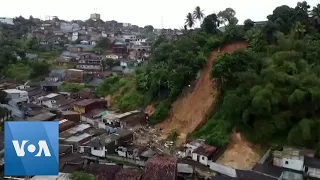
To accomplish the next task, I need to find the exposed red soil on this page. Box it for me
[156,42,248,143]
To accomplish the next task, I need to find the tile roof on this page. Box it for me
[86,163,122,179]
[74,98,102,107]
[114,168,143,180]
[193,144,217,157]
[142,155,177,180]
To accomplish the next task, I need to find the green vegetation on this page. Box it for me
[59,82,86,93]
[0,18,55,81]
[193,1,320,150]
[167,129,180,142]
[71,171,95,180]
[98,76,143,112]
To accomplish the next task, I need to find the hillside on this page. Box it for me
[156,42,248,142]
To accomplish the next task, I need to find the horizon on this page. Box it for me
[0,0,319,29]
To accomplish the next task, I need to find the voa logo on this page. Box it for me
[12,140,51,157]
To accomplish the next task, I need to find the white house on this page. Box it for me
[106,54,120,60]
[4,89,29,102]
[72,32,79,41]
[120,59,136,68]
[0,17,14,25]
[37,93,63,108]
[184,139,205,158]
[191,144,217,166]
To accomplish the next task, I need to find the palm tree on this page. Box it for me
[311,4,320,26]
[193,6,204,27]
[293,22,306,39]
[185,13,195,29]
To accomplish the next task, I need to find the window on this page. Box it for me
[285,161,288,165]
[202,156,205,160]
[93,147,101,150]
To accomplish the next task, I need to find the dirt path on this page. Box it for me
[156,42,248,143]
[217,130,261,170]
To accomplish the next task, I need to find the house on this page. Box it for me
[64,69,85,83]
[192,144,217,166]
[80,128,133,157]
[37,93,65,108]
[61,111,81,122]
[27,111,57,121]
[76,59,104,72]
[81,108,105,126]
[4,89,29,102]
[49,69,66,82]
[80,133,117,157]
[85,163,122,179]
[25,53,39,61]
[184,139,205,158]
[106,54,121,60]
[59,123,92,145]
[73,99,106,114]
[68,44,95,53]
[59,119,76,133]
[115,110,148,128]
[40,81,59,91]
[120,59,136,68]
[114,168,143,180]
[142,155,177,180]
[56,51,81,65]
[0,17,14,25]
[112,41,127,54]
[53,99,78,110]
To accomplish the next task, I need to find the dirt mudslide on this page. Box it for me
[156,42,248,143]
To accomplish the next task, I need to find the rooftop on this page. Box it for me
[64,133,91,143]
[4,89,27,94]
[74,98,102,107]
[142,155,177,180]
[114,168,143,180]
[29,173,71,180]
[115,110,140,119]
[86,163,122,178]
[193,144,217,157]
[27,111,56,121]
[304,156,320,169]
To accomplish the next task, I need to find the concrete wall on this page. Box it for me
[208,161,237,178]
[282,158,304,171]
[306,167,320,179]
[177,163,194,174]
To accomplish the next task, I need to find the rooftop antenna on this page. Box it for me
[161,16,163,29]
[94,8,97,14]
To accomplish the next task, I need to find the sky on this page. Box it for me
[0,0,318,29]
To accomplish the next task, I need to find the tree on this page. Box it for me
[185,13,195,28]
[29,61,50,79]
[292,21,306,39]
[144,25,154,33]
[311,4,320,29]
[201,13,220,34]
[193,6,205,27]
[95,38,109,51]
[217,8,238,26]
[244,19,255,31]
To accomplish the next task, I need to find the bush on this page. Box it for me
[149,101,171,125]
[117,91,143,112]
